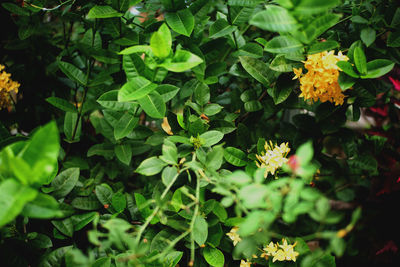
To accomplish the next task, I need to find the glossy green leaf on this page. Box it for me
[203,246,224,267]
[114,113,139,140]
[46,97,77,113]
[209,19,237,38]
[239,56,274,86]
[87,5,122,19]
[122,54,145,80]
[193,216,208,245]
[360,27,376,47]
[51,168,80,199]
[64,112,81,142]
[71,195,102,211]
[114,144,132,165]
[58,61,87,86]
[361,59,395,79]
[354,47,367,75]
[137,91,166,119]
[336,61,359,78]
[118,76,158,102]
[150,24,172,59]
[156,84,180,102]
[165,9,195,37]
[112,192,127,213]
[199,130,224,147]
[224,147,247,166]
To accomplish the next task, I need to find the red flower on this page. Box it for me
[389,76,400,92]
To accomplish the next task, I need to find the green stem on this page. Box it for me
[189,173,201,264]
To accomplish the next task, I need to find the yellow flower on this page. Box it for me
[272,249,286,262]
[240,260,252,267]
[263,239,300,263]
[0,64,20,110]
[263,241,278,256]
[293,50,349,106]
[226,227,241,246]
[256,141,290,177]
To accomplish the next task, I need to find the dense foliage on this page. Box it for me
[1,0,400,266]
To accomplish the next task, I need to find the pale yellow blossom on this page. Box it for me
[256,141,290,177]
[226,227,241,246]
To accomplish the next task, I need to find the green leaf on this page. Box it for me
[58,61,87,86]
[250,5,298,33]
[137,91,166,119]
[388,30,400,47]
[156,84,180,102]
[268,74,294,104]
[70,212,97,231]
[21,193,63,219]
[0,179,37,228]
[115,144,132,165]
[112,192,127,213]
[46,97,77,113]
[162,166,178,187]
[303,13,341,43]
[136,156,167,176]
[87,5,122,19]
[87,143,114,158]
[204,104,223,116]
[199,130,224,147]
[165,251,183,267]
[296,140,313,165]
[123,54,145,80]
[265,36,303,54]
[193,216,208,246]
[308,40,339,55]
[239,56,274,86]
[360,27,376,47]
[354,47,367,75]
[160,140,178,165]
[64,112,81,142]
[92,258,111,267]
[203,246,225,267]
[51,168,80,199]
[119,45,152,55]
[230,6,255,25]
[95,184,113,207]
[228,0,263,6]
[338,73,356,90]
[39,246,73,267]
[2,3,29,16]
[194,82,210,106]
[209,19,237,38]
[71,195,102,211]
[159,50,203,72]
[114,113,139,140]
[294,0,340,15]
[270,55,301,72]
[237,42,264,58]
[52,218,74,237]
[97,90,136,111]
[336,61,359,78]
[118,76,158,102]
[165,9,195,37]
[244,100,262,112]
[361,59,395,79]
[224,147,248,166]
[150,24,172,59]
[22,121,60,185]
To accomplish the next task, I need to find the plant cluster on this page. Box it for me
[1,0,400,267]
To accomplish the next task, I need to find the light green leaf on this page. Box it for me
[0,179,37,228]
[250,5,298,33]
[21,193,63,219]
[118,76,158,102]
[123,54,145,80]
[137,91,166,119]
[159,50,203,72]
[165,9,195,37]
[156,84,180,102]
[111,192,127,213]
[97,90,136,110]
[87,5,122,19]
[199,130,224,147]
[336,61,359,78]
[136,156,167,176]
[150,24,172,59]
[119,45,152,55]
[361,59,395,79]
[193,216,208,246]
[354,47,367,75]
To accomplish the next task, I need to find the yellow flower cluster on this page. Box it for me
[240,260,252,267]
[0,64,20,110]
[293,50,349,106]
[226,226,241,246]
[261,239,299,262]
[256,141,290,177]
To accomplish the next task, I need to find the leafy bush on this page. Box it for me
[1,0,400,266]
